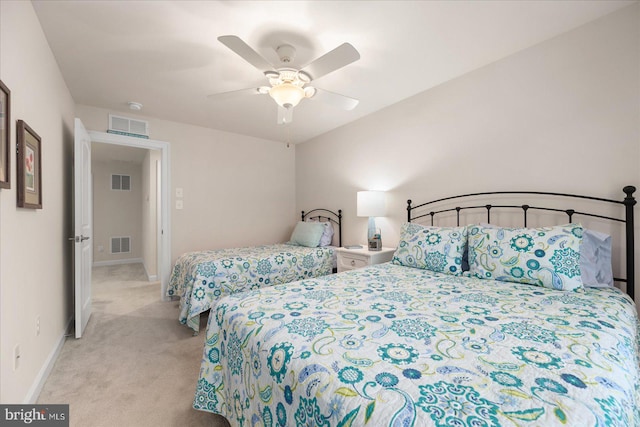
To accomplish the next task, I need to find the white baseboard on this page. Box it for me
[92,258,143,267]
[24,317,73,404]
[142,261,158,282]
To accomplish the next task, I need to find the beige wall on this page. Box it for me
[297,4,640,296]
[92,159,143,264]
[0,1,76,403]
[75,105,297,264]
[142,149,161,279]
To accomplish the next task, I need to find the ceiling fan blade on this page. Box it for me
[312,88,359,110]
[207,87,260,100]
[218,35,274,74]
[277,106,294,125]
[301,43,360,81]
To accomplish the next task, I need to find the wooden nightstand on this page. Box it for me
[336,247,396,273]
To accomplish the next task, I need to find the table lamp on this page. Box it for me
[357,190,386,251]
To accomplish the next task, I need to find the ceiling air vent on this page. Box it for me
[108,114,149,139]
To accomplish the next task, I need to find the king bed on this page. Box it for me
[167,208,342,332]
[193,187,639,426]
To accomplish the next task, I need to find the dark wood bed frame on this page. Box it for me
[407,186,636,301]
[301,208,343,247]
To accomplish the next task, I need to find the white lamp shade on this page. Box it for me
[357,191,386,217]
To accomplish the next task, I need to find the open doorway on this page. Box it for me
[73,121,171,338]
[91,143,160,283]
[86,129,171,300]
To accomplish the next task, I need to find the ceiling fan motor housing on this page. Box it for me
[276,44,296,63]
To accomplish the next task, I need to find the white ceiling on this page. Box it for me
[32,0,634,144]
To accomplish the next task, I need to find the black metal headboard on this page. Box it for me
[301,209,342,247]
[407,186,636,301]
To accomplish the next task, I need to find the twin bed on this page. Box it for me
[191,187,640,426]
[167,209,342,332]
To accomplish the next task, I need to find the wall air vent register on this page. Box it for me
[111,174,131,191]
[111,237,131,254]
[108,114,149,139]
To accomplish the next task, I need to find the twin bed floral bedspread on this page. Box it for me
[193,262,639,426]
[166,244,335,332]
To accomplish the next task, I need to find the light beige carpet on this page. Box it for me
[37,263,230,427]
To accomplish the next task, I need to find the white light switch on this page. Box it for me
[176,188,183,198]
[176,200,183,210]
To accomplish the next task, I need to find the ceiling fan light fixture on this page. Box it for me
[216,36,361,124]
[304,86,316,98]
[269,83,305,108]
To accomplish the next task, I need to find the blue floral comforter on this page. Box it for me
[167,244,335,332]
[193,262,640,426]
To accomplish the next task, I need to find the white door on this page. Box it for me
[74,118,93,338]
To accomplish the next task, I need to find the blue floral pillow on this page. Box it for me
[468,224,584,291]
[392,223,467,275]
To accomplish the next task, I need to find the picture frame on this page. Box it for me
[17,120,42,209]
[0,80,10,189]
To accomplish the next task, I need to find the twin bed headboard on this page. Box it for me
[301,209,342,247]
[407,186,636,301]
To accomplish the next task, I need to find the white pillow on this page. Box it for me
[319,222,335,246]
[307,219,335,246]
[580,229,613,287]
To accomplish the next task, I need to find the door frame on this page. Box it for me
[88,131,171,299]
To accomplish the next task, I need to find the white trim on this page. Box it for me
[88,130,171,300]
[155,160,162,288]
[142,261,158,282]
[24,317,73,404]
[93,258,143,267]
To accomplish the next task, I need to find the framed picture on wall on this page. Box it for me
[0,80,10,189]
[17,120,42,209]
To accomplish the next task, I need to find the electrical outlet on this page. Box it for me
[176,200,183,210]
[36,316,40,336]
[176,187,183,198]
[13,344,20,371]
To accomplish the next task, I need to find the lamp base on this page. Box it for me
[367,216,381,251]
[367,217,376,241]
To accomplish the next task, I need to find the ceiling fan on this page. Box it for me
[212,35,360,124]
